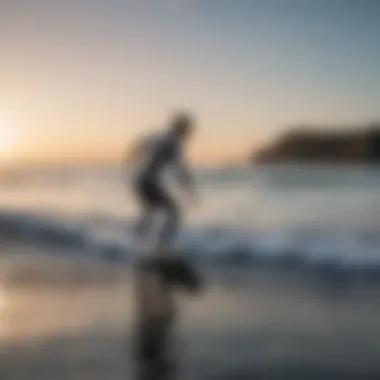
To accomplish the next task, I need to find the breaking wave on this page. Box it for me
[0,210,380,277]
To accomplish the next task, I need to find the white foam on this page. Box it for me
[1,210,380,272]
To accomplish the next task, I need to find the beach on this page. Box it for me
[1,252,380,379]
[2,0,380,377]
[0,165,379,379]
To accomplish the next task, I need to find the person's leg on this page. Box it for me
[132,177,157,251]
[136,178,181,254]
[157,197,181,253]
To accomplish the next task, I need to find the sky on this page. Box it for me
[0,0,379,165]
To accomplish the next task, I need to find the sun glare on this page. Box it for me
[0,122,16,160]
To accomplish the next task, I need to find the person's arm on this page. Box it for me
[124,132,152,168]
[175,151,196,196]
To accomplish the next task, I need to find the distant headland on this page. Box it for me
[251,123,380,165]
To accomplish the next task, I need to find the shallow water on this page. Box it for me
[1,256,380,379]
[1,165,380,378]
[0,165,379,272]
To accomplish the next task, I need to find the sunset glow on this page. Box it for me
[0,1,379,165]
[0,122,16,161]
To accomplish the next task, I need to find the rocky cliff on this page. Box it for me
[253,125,380,164]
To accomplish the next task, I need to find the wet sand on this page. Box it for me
[1,256,380,379]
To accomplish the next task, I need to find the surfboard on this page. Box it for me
[135,255,203,292]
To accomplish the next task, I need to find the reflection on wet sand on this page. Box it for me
[1,259,380,379]
[0,285,131,344]
[0,281,8,338]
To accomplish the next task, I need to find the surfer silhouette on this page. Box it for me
[126,111,197,254]
[125,112,201,379]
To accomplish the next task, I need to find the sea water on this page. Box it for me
[0,164,379,271]
[1,164,380,379]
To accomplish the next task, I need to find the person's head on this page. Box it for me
[169,111,195,140]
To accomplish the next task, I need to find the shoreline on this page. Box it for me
[1,255,380,378]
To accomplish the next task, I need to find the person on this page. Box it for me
[125,111,197,254]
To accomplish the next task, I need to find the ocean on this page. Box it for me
[0,164,380,379]
[0,165,379,269]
